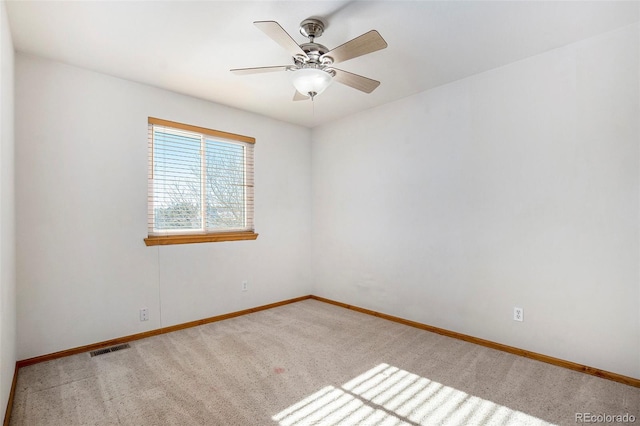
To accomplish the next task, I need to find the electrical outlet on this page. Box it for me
[242,280,248,292]
[140,308,149,321]
[513,307,523,322]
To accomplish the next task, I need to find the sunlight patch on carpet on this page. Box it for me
[273,363,556,426]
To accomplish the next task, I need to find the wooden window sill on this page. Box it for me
[144,231,258,246]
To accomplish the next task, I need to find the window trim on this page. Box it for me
[148,117,256,144]
[144,231,258,246]
[145,117,258,246]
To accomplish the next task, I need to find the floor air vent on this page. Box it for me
[90,343,131,357]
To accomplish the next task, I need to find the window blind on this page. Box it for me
[147,117,254,237]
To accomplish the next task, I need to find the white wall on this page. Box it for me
[15,54,312,360]
[312,24,640,379]
[0,0,15,419]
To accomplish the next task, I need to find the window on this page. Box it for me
[144,117,257,246]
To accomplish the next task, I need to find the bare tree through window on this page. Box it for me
[151,129,248,233]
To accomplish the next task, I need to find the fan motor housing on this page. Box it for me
[298,42,330,64]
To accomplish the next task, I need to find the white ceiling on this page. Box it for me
[6,1,639,128]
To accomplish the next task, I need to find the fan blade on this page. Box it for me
[293,91,309,101]
[231,66,290,75]
[332,68,380,93]
[321,30,387,64]
[254,21,308,59]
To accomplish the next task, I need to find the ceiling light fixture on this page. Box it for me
[232,18,387,102]
[290,67,334,100]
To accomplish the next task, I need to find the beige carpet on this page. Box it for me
[9,299,640,425]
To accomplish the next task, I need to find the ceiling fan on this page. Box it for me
[231,19,388,101]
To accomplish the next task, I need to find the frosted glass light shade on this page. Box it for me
[291,68,333,97]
